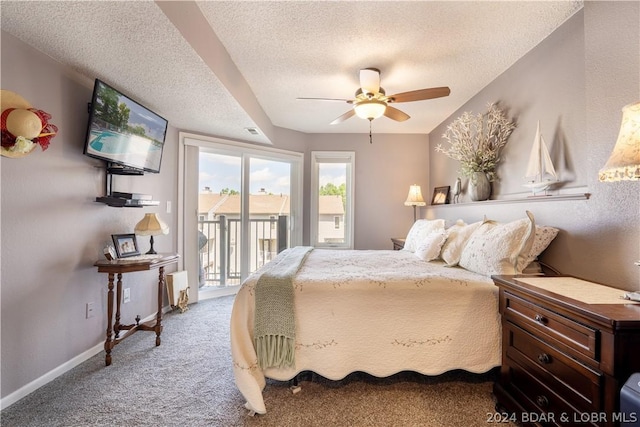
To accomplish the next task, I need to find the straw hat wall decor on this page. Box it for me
[1,90,58,158]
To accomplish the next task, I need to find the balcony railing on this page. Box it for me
[197,215,288,288]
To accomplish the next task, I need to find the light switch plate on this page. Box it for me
[86,302,95,319]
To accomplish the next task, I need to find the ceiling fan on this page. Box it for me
[297,68,451,125]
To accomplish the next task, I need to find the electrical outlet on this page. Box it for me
[123,288,131,303]
[86,302,95,319]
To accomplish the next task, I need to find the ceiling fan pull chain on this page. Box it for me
[369,119,373,144]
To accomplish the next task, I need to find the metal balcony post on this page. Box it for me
[277,215,288,253]
[219,215,227,287]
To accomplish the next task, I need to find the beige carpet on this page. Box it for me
[1,295,513,426]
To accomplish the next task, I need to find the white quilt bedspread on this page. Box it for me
[230,248,501,414]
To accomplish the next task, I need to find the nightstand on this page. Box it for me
[391,238,405,250]
[492,275,640,426]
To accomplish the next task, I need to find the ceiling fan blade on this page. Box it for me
[330,109,356,125]
[359,68,380,95]
[388,87,451,103]
[384,106,410,122]
[297,97,353,103]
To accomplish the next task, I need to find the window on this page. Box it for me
[310,151,354,249]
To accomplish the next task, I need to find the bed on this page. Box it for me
[230,212,557,414]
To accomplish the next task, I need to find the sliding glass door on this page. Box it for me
[179,134,302,301]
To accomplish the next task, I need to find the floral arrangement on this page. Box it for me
[435,103,515,182]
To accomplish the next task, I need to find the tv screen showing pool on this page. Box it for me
[84,79,168,173]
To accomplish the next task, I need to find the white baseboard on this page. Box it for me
[0,305,174,411]
[198,285,240,300]
[0,341,103,410]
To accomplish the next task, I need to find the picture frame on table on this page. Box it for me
[111,233,140,258]
[431,186,451,205]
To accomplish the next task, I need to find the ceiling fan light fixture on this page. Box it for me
[354,99,386,120]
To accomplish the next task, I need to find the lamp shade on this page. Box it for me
[354,100,386,120]
[404,184,426,206]
[598,102,640,182]
[134,213,169,236]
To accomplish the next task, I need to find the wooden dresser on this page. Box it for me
[492,275,640,426]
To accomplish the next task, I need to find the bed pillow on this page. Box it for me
[440,220,483,266]
[414,230,448,261]
[525,225,560,266]
[459,211,536,276]
[403,219,446,252]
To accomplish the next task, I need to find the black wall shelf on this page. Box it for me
[95,164,159,208]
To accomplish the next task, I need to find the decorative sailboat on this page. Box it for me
[523,121,558,195]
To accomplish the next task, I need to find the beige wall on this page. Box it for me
[1,32,180,402]
[1,0,638,408]
[0,33,428,403]
[427,6,639,291]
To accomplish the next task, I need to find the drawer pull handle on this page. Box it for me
[534,314,547,324]
[536,395,549,408]
[537,353,551,364]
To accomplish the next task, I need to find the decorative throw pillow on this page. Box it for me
[440,220,483,266]
[525,225,560,266]
[414,230,448,261]
[459,211,536,276]
[403,219,446,252]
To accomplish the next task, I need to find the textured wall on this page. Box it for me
[428,5,640,290]
[2,0,638,408]
[1,32,179,400]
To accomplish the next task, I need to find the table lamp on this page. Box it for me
[134,213,169,255]
[404,184,426,222]
[598,101,640,267]
[598,101,640,182]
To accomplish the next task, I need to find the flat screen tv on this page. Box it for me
[83,79,168,173]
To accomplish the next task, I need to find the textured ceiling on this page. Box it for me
[1,1,583,144]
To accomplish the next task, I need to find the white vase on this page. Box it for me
[469,172,491,201]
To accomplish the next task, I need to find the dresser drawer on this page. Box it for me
[506,357,598,427]
[494,275,640,427]
[505,322,603,412]
[504,291,598,360]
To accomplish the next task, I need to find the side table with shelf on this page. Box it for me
[492,274,640,426]
[94,253,179,365]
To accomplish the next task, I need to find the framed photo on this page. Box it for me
[431,186,451,205]
[111,234,140,258]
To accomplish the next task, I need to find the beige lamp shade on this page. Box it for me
[134,213,169,255]
[134,213,169,236]
[599,102,640,182]
[404,185,426,206]
[404,184,426,222]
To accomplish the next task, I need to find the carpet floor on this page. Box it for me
[1,295,513,426]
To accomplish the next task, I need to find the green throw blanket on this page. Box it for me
[254,246,313,370]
